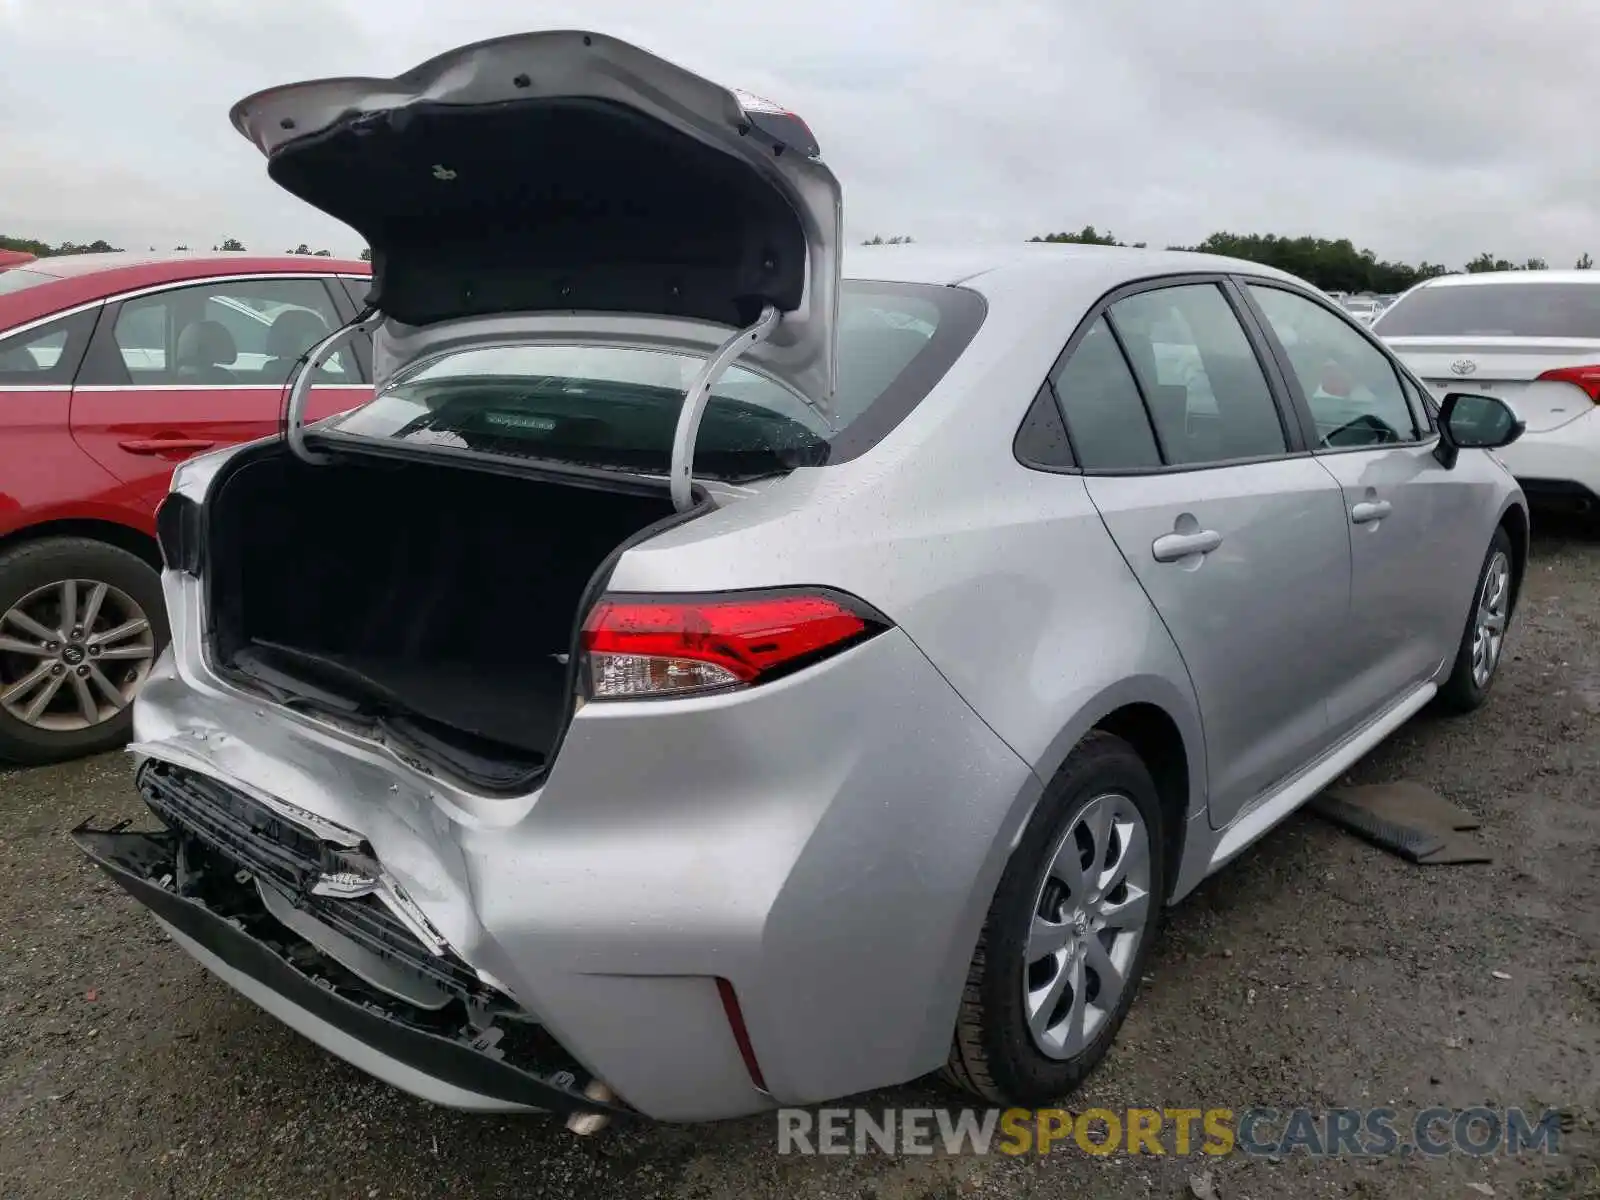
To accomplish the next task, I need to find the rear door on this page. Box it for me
[70,275,368,512]
[1240,281,1469,738]
[1055,277,1353,828]
[0,304,113,530]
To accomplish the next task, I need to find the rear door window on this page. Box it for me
[0,309,99,385]
[324,282,985,477]
[1048,318,1161,470]
[1107,284,1288,464]
[94,278,353,387]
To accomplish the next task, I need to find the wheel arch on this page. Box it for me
[0,518,161,573]
[1030,672,1206,819]
[1021,673,1207,910]
[1498,500,1529,617]
[1091,702,1191,902]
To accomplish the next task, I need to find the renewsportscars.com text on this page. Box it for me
[776,1106,1564,1158]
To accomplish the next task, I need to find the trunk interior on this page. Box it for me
[205,447,679,786]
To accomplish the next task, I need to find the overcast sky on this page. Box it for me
[3,0,1597,269]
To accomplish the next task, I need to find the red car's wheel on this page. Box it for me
[0,537,169,763]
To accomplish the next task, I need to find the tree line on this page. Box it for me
[9,228,1593,294]
[1,234,354,258]
[1025,227,1595,293]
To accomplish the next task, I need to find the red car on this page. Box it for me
[0,252,372,762]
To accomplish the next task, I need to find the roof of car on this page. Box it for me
[1419,270,1600,288]
[843,241,1307,294]
[1,251,371,331]
[838,240,1312,310]
[19,250,368,278]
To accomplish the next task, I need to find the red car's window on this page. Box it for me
[102,278,353,388]
[0,309,98,385]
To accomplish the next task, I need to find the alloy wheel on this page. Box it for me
[0,579,156,731]
[1023,790,1152,1059]
[1471,550,1510,690]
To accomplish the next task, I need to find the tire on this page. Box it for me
[944,731,1165,1105]
[0,537,168,765]
[1436,526,1514,715]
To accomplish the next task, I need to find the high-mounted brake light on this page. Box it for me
[1536,364,1600,403]
[731,88,820,159]
[580,589,888,700]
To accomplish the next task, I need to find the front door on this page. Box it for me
[69,275,369,514]
[1051,281,1353,828]
[1240,282,1467,737]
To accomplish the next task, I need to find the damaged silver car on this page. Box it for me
[77,31,1529,1125]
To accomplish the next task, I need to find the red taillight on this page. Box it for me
[1536,364,1600,402]
[732,88,820,159]
[580,589,888,700]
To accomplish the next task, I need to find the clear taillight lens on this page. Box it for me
[580,590,889,701]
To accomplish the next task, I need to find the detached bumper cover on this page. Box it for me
[74,822,627,1118]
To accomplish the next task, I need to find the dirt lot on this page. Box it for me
[2,523,1599,1200]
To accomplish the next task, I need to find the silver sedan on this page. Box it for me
[79,30,1528,1125]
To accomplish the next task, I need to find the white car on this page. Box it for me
[1375,271,1600,511]
[1340,297,1380,326]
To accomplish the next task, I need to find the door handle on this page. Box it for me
[1152,529,1223,562]
[1350,500,1392,524]
[117,438,217,455]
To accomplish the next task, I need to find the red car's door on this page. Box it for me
[70,275,370,513]
[0,303,116,531]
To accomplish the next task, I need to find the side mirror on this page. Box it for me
[1433,391,1525,469]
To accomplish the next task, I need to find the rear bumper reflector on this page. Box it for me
[715,976,769,1093]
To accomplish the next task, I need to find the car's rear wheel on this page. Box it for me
[0,538,168,764]
[944,731,1164,1104]
[1436,526,1514,714]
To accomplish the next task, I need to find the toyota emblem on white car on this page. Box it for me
[1451,359,1479,376]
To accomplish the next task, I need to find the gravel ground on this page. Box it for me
[3,522,1599,1200]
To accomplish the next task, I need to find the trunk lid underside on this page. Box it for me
[230,29,844,407]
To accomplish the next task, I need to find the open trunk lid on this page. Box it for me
[230,30,843,411]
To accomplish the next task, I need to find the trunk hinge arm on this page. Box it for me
[285,307,385,465]
[669,304,781,511]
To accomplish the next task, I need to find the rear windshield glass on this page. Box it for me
[324,282,985,479]
[0,269,56,296]
[1374,283,1600,338]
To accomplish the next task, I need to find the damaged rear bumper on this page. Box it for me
[120,610,1038,1120]
[74,798,627,1119]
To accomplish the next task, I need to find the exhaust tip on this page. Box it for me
[565,1080,616,1136]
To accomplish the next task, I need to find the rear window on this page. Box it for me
[1374,283,1600,338]
[323,282,985,479]
[0,269,57,296]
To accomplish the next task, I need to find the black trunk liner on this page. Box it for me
[317,653,569,755]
